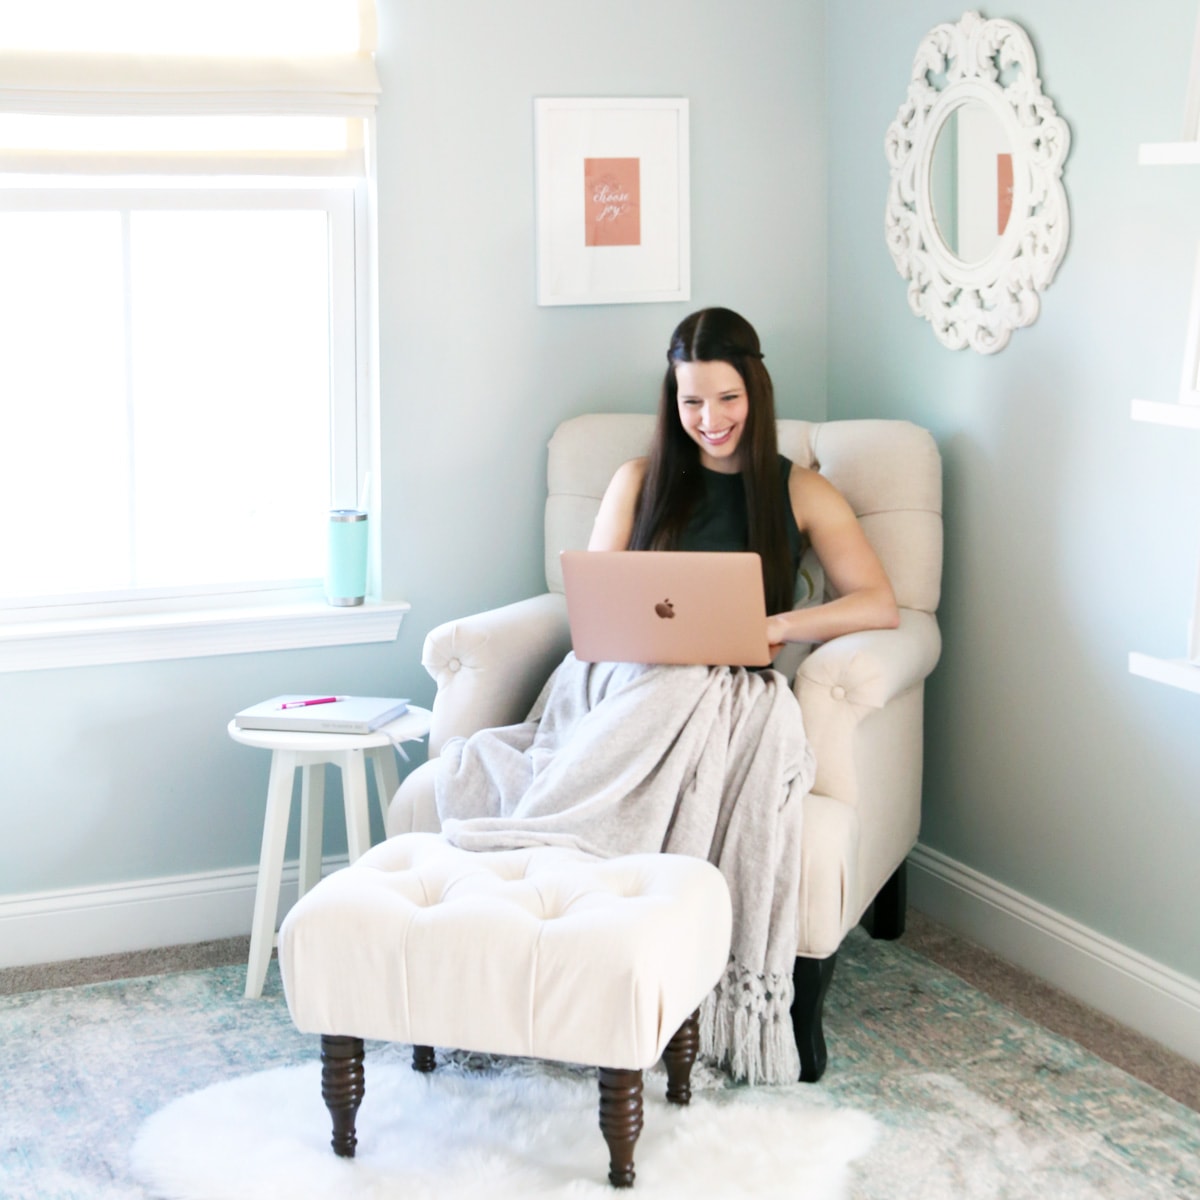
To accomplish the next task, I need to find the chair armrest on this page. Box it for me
[792,611,941,947]
[795,609,941,812]
[421,592,571,755]
[795,608,941,711]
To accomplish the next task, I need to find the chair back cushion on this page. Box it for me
[544,414,942,614]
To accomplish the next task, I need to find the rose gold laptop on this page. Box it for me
[560,550,774,667]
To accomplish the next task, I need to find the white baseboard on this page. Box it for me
[0,856,348,970]
[909,842,1200,1065]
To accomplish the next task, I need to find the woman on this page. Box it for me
[435,308,898,1085]
[589,306,899,646]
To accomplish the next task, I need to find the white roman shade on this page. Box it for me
[0,0,379,174]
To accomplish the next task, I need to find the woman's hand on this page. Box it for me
[766,613,791,653]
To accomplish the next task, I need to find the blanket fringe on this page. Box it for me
[698,957,800,1086]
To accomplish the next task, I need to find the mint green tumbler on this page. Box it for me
[325,510,368,606]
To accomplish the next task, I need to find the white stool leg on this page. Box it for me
[339,750,373,862]
[298,763,327,898]
[366,746,401,831]
[246,749,297,999]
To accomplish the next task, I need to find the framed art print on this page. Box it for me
[534,97,690,306]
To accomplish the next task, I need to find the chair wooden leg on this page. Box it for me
[598,1067,644,1188]
[861,861,908,941]
[320,1035,365,1158]
[412,1044,437,1073]
[792,953,837,1083]
[662,1009,699,1105]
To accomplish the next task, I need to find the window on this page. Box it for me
[0,0,404,670]
[0,186,358,608]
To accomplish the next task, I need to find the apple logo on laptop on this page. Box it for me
[655,598,675,619]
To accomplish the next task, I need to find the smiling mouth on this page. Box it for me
[701,428,734,446]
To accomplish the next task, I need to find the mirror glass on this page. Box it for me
[929,102,1013,264]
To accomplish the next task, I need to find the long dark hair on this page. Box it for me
[628,307,794,614]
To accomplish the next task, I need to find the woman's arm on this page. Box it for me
[766,464,900,646]
[587,458,648,551]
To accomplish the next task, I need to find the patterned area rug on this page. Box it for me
[2,928,1199,1199]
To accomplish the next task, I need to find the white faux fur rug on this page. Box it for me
[130,1052,878,1200]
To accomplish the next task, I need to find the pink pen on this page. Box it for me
[279,696,341,710]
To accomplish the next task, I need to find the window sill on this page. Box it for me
[0,599,410,674]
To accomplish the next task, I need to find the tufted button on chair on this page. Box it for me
[389,414,943,1082]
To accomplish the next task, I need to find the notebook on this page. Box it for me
[234,695,410,734]
[560,550,775,667]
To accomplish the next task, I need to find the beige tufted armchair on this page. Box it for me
[388,414,943,1081]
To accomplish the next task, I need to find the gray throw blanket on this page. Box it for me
[434,651,816,1085]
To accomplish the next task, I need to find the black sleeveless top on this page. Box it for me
[677,455,804,573]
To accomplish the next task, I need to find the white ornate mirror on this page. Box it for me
[885,11,1070,354]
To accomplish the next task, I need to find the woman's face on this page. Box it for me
[674,359,749,474]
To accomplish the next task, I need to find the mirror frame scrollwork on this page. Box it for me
[884,11,1070,354]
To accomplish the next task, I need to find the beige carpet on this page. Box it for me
[902,911,1200,1112]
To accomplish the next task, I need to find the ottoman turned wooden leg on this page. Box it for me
[598,1067,644,1189]
[320,1035,365,1158]
[662,1009,700,1105]
[412,1044,436,1073]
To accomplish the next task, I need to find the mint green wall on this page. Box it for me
[0,645,408,893]
[376,0,828,629]
[827,2,1200,979]
[0,1,826,898]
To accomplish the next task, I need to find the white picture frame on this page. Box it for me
[534,97,689,307]
[1180,243,1200,406]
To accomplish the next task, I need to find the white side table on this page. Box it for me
[228,705,432,999]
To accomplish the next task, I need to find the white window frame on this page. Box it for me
[0,173,406,672]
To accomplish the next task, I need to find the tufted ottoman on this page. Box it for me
[278,832,733,1189]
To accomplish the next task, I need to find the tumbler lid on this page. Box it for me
[329,509,367,522]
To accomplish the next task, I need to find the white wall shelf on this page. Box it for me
[1131,398,1200,428]
[1129,652,1200,694]
[1138,141,1200,165]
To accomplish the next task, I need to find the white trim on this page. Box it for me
[909,842,1200,1064]
[329,184,361,508]
[0,598,409,673]
[0,854,347,969]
